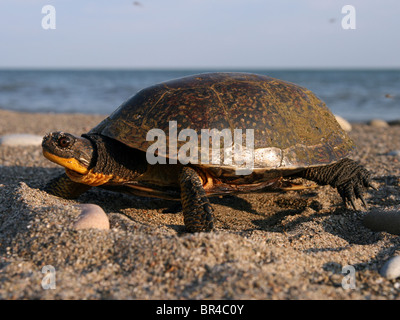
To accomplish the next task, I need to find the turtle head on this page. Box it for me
[42,132,95,174]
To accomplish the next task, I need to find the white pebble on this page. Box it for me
[73,204,110,230]
[334,115,352,132]
[0,134,43,146]
[380,255,400,280]
[369,119,389,128]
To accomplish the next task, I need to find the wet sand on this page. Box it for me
[0,109,399,299]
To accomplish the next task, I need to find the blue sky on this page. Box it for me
[0,0,399,69]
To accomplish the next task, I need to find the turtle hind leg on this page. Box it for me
[299,158,375,210]
[43,173,92,199]
[179,167,214,232]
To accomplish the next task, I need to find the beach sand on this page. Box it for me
[0,109,399,299]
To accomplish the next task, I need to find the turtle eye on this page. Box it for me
[58,136,71,148]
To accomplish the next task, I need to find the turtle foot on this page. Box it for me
[300,158,375,210]
[179,167,214,232]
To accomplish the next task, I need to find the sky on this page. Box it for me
[0,0,399,69]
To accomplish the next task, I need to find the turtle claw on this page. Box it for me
[349,197,357,211]
[359,194,368,209]
[300,158,375,211]
[340,187,367,211]
[335,161,375,211]
[368,182,378,191]
[341,186,371,211]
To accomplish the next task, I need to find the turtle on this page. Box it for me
[42,72,374,232]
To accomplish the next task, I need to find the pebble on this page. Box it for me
[363,210,400,235]
[0,134,43,146]
[369,119,389,128]
[386,150,400,157]
[73,204,110,230]
[380,256,400,280]
[334,115,352,132]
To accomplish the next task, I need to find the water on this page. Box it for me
[0,69,399,122]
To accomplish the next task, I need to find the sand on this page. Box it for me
[0,108,399,300]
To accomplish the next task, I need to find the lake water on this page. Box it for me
[0,69,399,122]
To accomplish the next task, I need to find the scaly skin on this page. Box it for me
[43,173,92,199]
[179,167,214,232]
[300,158,374,210]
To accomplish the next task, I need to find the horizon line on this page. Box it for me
[1,66,400,72]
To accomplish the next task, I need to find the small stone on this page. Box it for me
[363,210,400,235]
[73,204,110,230]
[0,134,43,146]
[334,115,352,132]
[380,255,400,280]
[386,150,400,157]
[369,119,389,128]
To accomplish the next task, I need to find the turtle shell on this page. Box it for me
[90,72,354,172]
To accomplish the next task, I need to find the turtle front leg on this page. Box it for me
[299,158,375,210]
[179,167,214,232]
[43,173,92,199]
